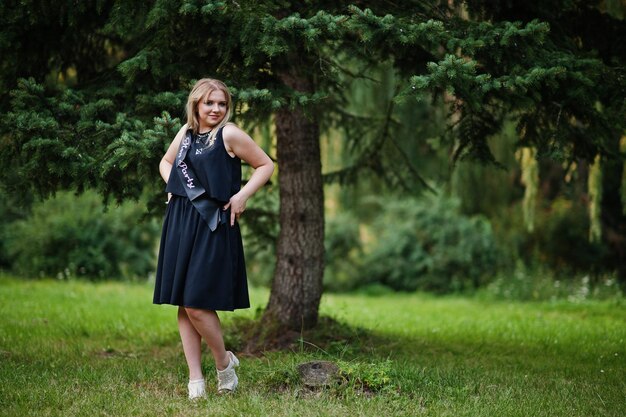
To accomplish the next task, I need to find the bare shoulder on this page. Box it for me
[223,123,255,154]
[173,123,189,143]
[222,123,272,167]
[163,123,190,163]
[222,122,250,141]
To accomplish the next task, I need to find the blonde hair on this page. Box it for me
[185,78,233,145]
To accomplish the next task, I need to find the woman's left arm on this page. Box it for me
[222,123,275,226]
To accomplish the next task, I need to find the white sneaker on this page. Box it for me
[188,378,206,400]
[217,351,240,394]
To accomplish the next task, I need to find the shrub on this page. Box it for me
[359,194,500,292]
[238,185,279,287]
[324,211,364,292]
[5,190,158,280]
[523,197,610,274]
[0,192,30,269]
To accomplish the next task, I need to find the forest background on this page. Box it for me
[0,0,625,307]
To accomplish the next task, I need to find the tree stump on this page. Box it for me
[297,361,340,387]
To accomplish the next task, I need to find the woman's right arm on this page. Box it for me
[159,124,188,183]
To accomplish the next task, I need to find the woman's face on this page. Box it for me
[197,89,228,131]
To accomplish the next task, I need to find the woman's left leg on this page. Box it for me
[184,307,229,370]
[184,307,240,393]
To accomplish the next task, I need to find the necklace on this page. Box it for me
[196,130,213,146]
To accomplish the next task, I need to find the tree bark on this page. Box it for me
[264,72,325,330]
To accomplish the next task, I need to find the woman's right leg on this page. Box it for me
[177,306,203,380]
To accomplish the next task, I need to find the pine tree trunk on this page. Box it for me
[264,72,325,330]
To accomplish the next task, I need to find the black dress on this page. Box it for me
[153,127,249,311]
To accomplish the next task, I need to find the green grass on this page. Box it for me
[1,276,624,416]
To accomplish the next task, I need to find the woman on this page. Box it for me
[153,78,274,399]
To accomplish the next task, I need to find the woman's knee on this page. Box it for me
[184,307,214,321]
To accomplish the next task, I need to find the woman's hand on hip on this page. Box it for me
[223,193,247,226]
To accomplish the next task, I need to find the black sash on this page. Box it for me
[174,131,228,232]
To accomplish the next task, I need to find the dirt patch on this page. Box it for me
[227,314,383,356]
[95,347,138,359]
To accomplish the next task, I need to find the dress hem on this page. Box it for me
[153,301,250,312]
